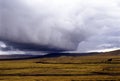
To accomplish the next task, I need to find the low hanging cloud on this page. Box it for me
[0,0,120,52]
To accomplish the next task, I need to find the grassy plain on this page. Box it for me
[0,52,120,81]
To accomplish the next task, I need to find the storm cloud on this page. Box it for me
[0,0,120,52]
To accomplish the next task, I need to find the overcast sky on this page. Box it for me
[0,0,120,52]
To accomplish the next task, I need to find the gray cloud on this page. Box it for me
[0,0,120,52]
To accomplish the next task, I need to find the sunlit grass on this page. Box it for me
[0,54,120,81]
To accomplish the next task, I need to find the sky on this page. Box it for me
[0,0,120,53]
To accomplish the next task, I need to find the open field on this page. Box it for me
[0,52,120,81]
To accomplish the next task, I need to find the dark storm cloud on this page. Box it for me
[0,0,120,52]
[0,0,90,51]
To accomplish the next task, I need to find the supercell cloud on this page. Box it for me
[0,0,120,52]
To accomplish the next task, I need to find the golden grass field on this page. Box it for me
[0,52,120,81]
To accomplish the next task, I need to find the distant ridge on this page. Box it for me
[0,54,43,60]
[101,50,120,55]
[0,50,120,60]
